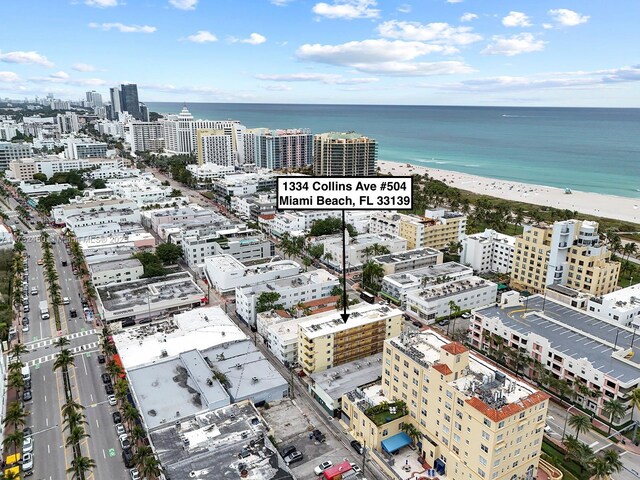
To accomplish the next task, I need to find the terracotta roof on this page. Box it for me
[466,391,550,422]
[432,363,453,376]
[442,342,468,355]
[259,213,276,220]
[274,309,292,318]
[299,295,340,308]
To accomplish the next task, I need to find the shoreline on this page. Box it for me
[378,160,640,225]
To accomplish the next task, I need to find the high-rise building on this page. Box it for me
[124,121,165,153]
[343,331,549,480]
[139,103,149,122]
[0,142,32,171]
[196,129,233,166]
[109,87,121,120]
[56,112,80,134]
[245,128,313,170]
[313,132,377,176]
[120,84,141,120]
[510,220,620,296]
[85,90,103,107]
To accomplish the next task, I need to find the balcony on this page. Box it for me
[558,242,568,248]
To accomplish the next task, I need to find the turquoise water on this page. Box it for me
[146,103,640,199]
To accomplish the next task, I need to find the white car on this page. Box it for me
[116,424,126,436]
[63,297,70,305]
[22,451,33,471]
[314,461,333,475]
[544,424,552,433]
[119,433,131,449]
[129,469,141,480]
[23,436,33,453]
[108,395,117,406]
[350,463,362,474]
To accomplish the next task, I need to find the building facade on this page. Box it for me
[460,229,516,274]
[0,142,32,170]
[89,258,144,287]
[313,132,377,177]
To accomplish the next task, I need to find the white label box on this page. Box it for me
[276,176,413,211]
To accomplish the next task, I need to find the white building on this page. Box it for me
[95,120,124,139]
[106,176,172,205]
[373,247,444,275]
[317,231,407,272]
[56,112,80,134]
[263,315,305,366]
[186,163,235,184]
[204,255,301,293]
[64,206,140,231]
[588,284,640,326]
[211,171,277,200]
[197,129,233,166]
[405,276,497,324]
[244,128,313,170]
[39,156,122,178]
[0,141,32,171]
[89,258,144,287]
[460,228,515,274]
[0,224,14,250]
[124,121,165,153]
[64,137,108,159]
[235,269,339,326]
[0,120,22,141]
[380,261,474,307]
[52,198,139,225]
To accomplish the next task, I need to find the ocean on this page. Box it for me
[146,103,640,199]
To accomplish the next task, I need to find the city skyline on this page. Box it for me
[0,0,639,107]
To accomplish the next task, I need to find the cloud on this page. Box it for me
[377,20,482,45]
[502,11,531,28]
[297,39,458,67]
[481,33,545,56]
[256,72,378,84]
[169,0,198,10]
[186,31,217,43]
[347,61,474,76]
[428,65,640,93]
[29,71,106,86]
[397,4,411,13]
[262,84,293,91]
[271,0,293,5]
[312,0,380,20]
[0,71,20,83]
[140,82,257,101]
[230,33,267,45]
[85,0,119,7]
[446,0,463,3]
[0,50,54,67]
[73,63,96,72]
[460,13,478,22]
[548,9,589,27]
[88,22,156,33]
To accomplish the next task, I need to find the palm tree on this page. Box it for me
[62,410,88,432]
[114,378,129,404]
[107,359,124,381]
[3,402,28,430]
[400,422,421,445]
[7,370,24,393]
[66,456,96,480]
[135,444,153,464]
[447,300,461,336]
[65,424,90,447]
[123,402,140,430]
[53,336,70,350]
[575,442,595,474]
[53,348,75,372]
[140,454,163,480]
[131,424,146,446]
[9,343,28,363]
[602,449,623,476]
[602,398,626,435]
[568,414,592,442]
[589,457,611,479]
[2,430,24,456]
[362,260,385,291]
[61,399,86,419]
[630,388,640,443]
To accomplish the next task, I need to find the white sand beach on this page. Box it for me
[378,160,640,225]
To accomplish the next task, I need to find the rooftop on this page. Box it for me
[390,329,543,415]
[310,353,383,401]
[299,302,403,339]
[374,247,442,265]
[476,296,640,384]
[546,283,583,298]
[595,284,640,312]
[151,401,293,480]
[89,258,142,273]
[112,306,246,369]
[408,276,495,301]
[384,262,472,287]
[238,270,338,297]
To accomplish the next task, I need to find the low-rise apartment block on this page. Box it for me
[471,294,640,424]
[317,232,407,272]
[405,276,497,324]
[298,303,403,375]
[587,283,640,326]
[204,255,301,293]
[52,198,140,226]
[0,141,32,171]
[380,262,473,307]
[373,247,444,276]
[89,258,144,287]
[235,269,339,326]
[460,228,515,274]
[511,220,620,296]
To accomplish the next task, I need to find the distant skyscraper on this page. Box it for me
[120,84,141,120]
[139,103,149,122]
[312,132,377,177]
[109,87,122,119]
[85,90,102,107]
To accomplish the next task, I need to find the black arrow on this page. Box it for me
[341,210,350,323]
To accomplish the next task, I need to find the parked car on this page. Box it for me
[23,390,32,402]
[122,448,134,468]
[314,461,333,475]
[113,411,122,424]
[105,384,114,395]
[350,463,362,474]
[62,297,70,305]
[283,451,303,465]
[22,436,33,453]
[438,319,450,326]
[102,373,112,384]
[22,451,33,471]
[108,395,117,406]
[116,424,126,436]
[412,321,423,328]
[22,316,29,325]
[280,445,297,458]
[350,440,364,454]
[129,469,141,480]
[23,427,32,438]
[24,379,31,390]
[22,323,29,333]
[97,354,106,364]
[70,309,77,318]
[23,305,29,313]
[119,434,131,449]
[312,429,326,443]
[461,312,472,319]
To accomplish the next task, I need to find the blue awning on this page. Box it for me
[381,432,412,453]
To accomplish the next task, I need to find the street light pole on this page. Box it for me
[561,405,577,441]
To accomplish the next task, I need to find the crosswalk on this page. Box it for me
[26,341,100,367]
[26,329,97,351]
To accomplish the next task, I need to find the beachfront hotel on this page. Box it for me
[341,330,548,480]
[510,220,620,296]
[312,131,377,177]
[470,292,640,424]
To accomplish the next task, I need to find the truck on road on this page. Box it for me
[39,300,49,320]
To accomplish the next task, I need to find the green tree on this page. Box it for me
[256,292,283,313]
[602,449,623,476]
[33,172,48,182]
[362,260,384,292]
[567,414,592,442]
[155,243,183,264]
[602,398,626,435]
[3,402,28,430]
[2,430,24,456]
[66,456,96,480]
[91,178,107,189]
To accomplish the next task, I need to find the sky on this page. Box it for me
[0,0,639,107]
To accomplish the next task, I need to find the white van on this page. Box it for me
[21,365,31,382]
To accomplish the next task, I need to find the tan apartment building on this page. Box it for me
[511,220,619,295]
[342,330,548,480]
[8,158,38,180]
[298,303,403,375]
[370,208,466,251]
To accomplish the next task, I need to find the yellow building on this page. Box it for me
[511,220,619,295]
[344,330,549,480]
[298,303,403,375]
[196,128,234,166]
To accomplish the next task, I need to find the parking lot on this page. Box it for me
[261,398,364,478]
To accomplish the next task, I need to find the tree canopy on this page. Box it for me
[309,217,357,237]
[155,243,183,265]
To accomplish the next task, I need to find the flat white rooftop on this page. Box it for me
[113,306,247,369]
